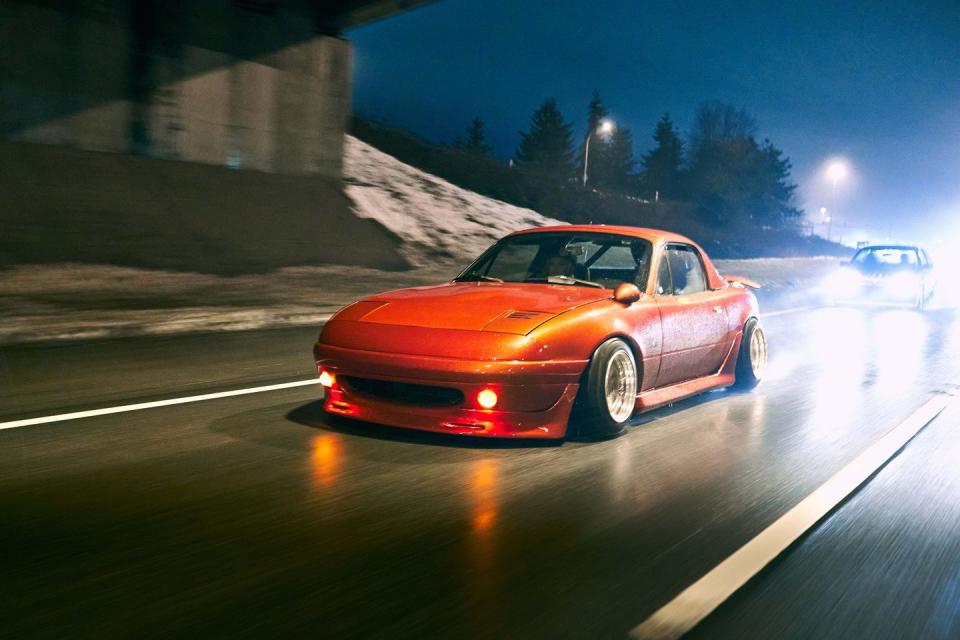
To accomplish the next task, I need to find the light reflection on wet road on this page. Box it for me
[1,304,959,638]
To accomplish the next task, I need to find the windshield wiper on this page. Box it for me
[525,275,605,289]
[455,274,504,283]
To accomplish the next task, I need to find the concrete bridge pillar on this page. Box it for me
[0,0,352,179]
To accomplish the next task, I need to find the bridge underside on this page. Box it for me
[0,0,431,178]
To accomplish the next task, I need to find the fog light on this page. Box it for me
[319,371,336,388]
[477,388,498,409]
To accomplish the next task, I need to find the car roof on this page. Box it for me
[507,224,696,246]
[855,245,922,251]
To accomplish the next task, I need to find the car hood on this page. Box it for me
[344,281,611,335]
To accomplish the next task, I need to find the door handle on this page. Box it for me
[713,306,723,313]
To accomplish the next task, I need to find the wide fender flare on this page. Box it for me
[525,301,659,385]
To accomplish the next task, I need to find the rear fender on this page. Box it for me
[724,275,761,289]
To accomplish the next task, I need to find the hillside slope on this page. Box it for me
[343,135,563,266]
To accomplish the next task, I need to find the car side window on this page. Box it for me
[656,256,672,295]
[589,243,647,287]
[663,245,708,295]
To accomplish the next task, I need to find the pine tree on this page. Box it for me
[593,127,636,192]
[758,140,801,223]
[516,98,575,179]
[580,89,610,186]
[640,114,684,200]
[453,116,493,156]
[585,90,608,138]
[684,103,800,226]
[688,102,756,158]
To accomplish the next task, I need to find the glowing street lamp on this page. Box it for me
[582,119,615,187]
[827,160,848,185]
[824,159,849,241]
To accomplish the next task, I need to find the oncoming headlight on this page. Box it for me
[822,268,863,296]
[885,271,921,294]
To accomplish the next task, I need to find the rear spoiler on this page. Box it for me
[724,275,761,289]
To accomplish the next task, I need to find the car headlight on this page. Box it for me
[885,272,921,294]
[822,268,863,295]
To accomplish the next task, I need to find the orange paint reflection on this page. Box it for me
[469,459,499,537]
[465,458,501,624]
[310,434,342,488]
[473,508,496,533]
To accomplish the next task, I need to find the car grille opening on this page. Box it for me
[341,376,464,407]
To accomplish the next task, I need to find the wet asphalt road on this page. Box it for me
[2,303,960,639]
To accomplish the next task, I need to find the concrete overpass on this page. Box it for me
[0,0,433,179]
[322,1,435,33]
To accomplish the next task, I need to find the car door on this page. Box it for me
[653,243,732,387]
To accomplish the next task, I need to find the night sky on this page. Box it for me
[350,0,960,246]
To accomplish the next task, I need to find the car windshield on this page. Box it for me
[456,232,653,290]
[851,247,920,271]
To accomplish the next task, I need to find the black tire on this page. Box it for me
[734,318,766,389]
[571,338,638,439]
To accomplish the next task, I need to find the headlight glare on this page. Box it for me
[822,268,862,295]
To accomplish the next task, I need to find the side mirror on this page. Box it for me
[613,282,642,305]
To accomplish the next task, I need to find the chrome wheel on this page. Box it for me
[749,325,768,379]
[604,349,637,422]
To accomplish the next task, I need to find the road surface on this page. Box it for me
[2,303,959,639]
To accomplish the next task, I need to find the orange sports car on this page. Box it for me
[313,225,766,439]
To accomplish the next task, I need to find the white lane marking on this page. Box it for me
[0,378,319,431]
[761,306,815,318]
[630,386,957,640]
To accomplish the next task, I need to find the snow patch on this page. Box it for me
[343,135,564,266]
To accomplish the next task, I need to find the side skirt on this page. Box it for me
[634,330,742,412]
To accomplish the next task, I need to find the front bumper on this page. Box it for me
[823,273,926,307]
[839,285,923,307]
[313,342,585,439]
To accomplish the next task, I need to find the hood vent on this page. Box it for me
[483,309,555,335]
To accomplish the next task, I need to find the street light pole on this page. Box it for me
[825,159,848,243]
[582,119,613,188]
[828,177,837,241]
[582,132,593,188]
